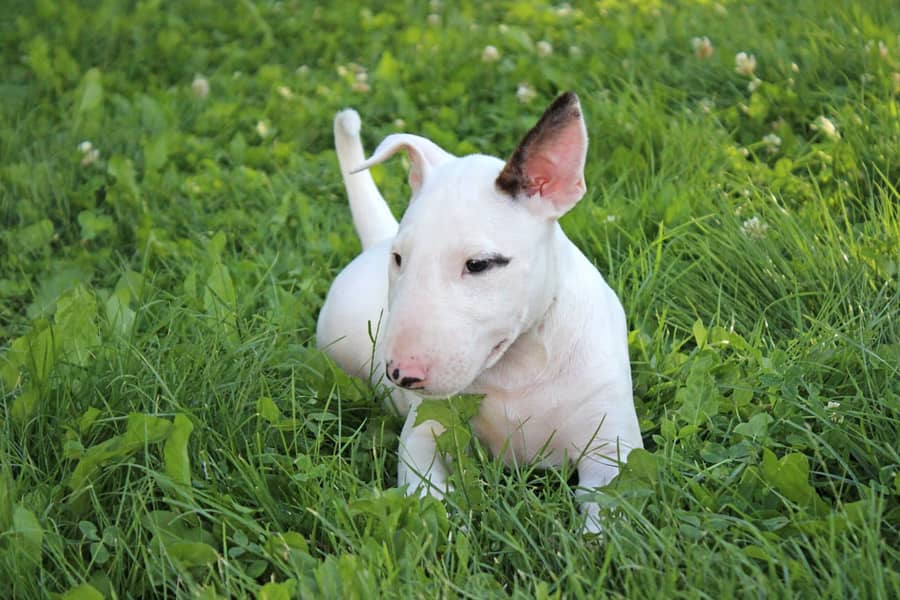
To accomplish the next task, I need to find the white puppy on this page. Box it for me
[317,92,642,531]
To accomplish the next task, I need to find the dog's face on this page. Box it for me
[355,93,589,396]
[385,156,557,396]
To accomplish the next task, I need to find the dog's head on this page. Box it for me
[355,92,589,397]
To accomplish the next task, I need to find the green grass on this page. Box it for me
[1,0,898,597]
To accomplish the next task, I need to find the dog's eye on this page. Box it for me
[465,259,490,274]
[465,255,510,275]
[392,252,402,268]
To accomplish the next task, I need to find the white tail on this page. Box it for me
[334,109,399,249]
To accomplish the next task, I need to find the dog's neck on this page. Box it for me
[469,226,577,396]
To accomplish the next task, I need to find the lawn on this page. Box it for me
[1,0,898,597]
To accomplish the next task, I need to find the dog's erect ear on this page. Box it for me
[496,92,588,218]
[352,133,454,194]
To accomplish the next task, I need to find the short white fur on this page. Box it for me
[316,94,643,532]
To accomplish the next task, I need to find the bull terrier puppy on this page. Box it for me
[317,92,643,532]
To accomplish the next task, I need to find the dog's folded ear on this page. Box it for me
[352,133,455,194]
[496,91,588,218]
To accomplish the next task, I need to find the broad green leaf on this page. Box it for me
[105,292,136,337]
[79,520,99,541]
[257,580,297,600]
[165,541,218,567]
[25,35,55,87]
[107,156,140,198]
[622,448,659,481]
[207,231,228,263]
[415,394,483,428]
[416,395,483,455]
[257,396,282,423]
[70,413,173,491]
[114,270,145,302]
[13,219,54,253]
[675,372,719,427]
[77,68,104,113]
[77,210,115,241]
[692,319,708,348]
[734,412,773,440]
[11,385,40,423]
[265,531,309,559]
[164,414,194,487]
[375,50,401,82]
[194,586,225,600]
[143,510,216,546]
[12,504,43,566]
[204,262,237,340]
[79,407,102,433]
[57,583,104,600]
[143,135,169,173]
[55,285,100,367]
[761,449,828,514]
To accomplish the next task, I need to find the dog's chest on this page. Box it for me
[469,390,568,467]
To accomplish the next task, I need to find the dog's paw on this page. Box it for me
[335,109,361,138]
[580,502,606,537]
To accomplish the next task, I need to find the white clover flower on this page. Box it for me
[554,3,573,17]
[336,64,349,77]
[826,401,841,410]
[691,36,714,60]
[255,121,270,138]
[296,64,310,76]
[812,116,840,141]
[741,216,769,239]
[276,85,293,99]
[482,45,500,62]
[536,40,554,57]
[878,41,889,59]
[355,71,368,82]
[351,80,371,93]
[191,76,210,99]
[791,62,799,73]
[392,118,406,129]
[748,77,762,92]
[81,148,100,167]
[605,215,616,223]
[427,13,441,26]
[78,141,100,166]
[735,52,757,76]
[498,23,508,34]
[698,98,714,114]
[714,3,727,15]
[569,45,582,58]
[516,83,537,103]
[762,133,782,153]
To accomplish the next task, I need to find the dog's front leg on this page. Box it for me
[397,409,451,500]
[575,455,622,534]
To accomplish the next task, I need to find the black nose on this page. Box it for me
[385,362,423,389]
[398,376,423,389]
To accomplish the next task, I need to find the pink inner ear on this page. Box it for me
[522,118,587,210]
